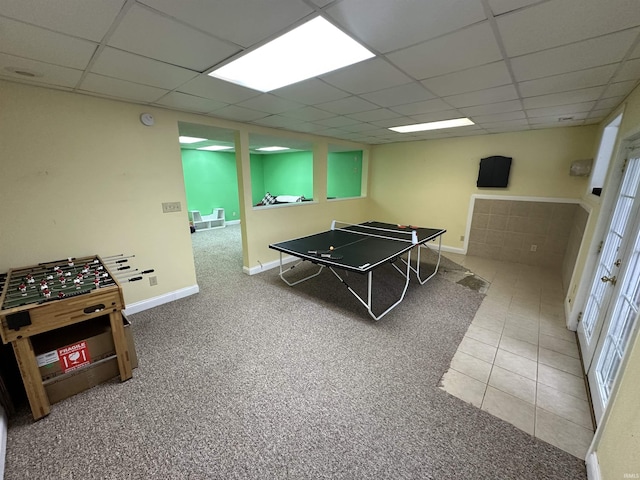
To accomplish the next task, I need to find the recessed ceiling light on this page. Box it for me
[256,146,290,152]
[389,118,475,133]
[196,145,233,151]
[179,136,207,144]
[208,16,375,92]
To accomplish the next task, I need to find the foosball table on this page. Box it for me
[0,255,133,420]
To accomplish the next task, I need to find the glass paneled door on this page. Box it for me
[578,147,640,422]
[577,154,640,370]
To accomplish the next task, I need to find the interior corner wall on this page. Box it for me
[0,80,197,306]
[368,126,598,249]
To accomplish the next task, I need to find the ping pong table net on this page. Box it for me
[331,221,419,244]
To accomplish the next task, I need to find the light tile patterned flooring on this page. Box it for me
[440,253,595,459]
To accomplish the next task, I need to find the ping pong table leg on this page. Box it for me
[328,250,412,321]
[278,252,325,286]
[411,235,443,285]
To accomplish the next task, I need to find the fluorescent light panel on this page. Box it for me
[196,145,233,151]
[179,136,207,144]
[209,17,375,92]
[389,118,474,133]
[256,146,289,152]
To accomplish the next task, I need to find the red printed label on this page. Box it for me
[57,341,91,372]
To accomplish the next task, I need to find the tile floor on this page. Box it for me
[439,253,595,459]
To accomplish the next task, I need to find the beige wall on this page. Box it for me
[368,126,597,250]
[0,80,369,305]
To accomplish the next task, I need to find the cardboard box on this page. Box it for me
[30,314,137,404]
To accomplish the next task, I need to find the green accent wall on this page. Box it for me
[327,151,362,198]
[263,151,313,199]
[183,149,362,211]
[181,149,239,221]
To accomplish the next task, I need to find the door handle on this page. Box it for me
[601,275,617,286]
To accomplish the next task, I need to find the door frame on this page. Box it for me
[568,110,628,332]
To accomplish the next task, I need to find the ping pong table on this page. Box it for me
[269,221,446,320]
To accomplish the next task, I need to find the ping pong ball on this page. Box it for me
[330,246,334,250]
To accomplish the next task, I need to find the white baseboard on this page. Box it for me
[243,244,464,276]
[586,452,601,480]
[123,285,199,315]
[0,404,6,480]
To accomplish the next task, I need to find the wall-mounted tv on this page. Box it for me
[477,155,512,188]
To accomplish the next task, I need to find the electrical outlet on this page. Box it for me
[162,202,181,213]
[232,211,237,217]
[530,245,537,252]
[149,276,158,286]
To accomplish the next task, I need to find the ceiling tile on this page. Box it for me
[614,58,640,82]
[471,110,527,123]
[459,99,522,116]
[272,78,350,105]
[153,92,227,113]
[325,0,486,53]
[421,61,512,97]
[208,105,269,122]
[237,94,302,114]
[0,17,97,69]
[525,102,596,119]
[390,98,452,116]
[408,110,463,123]
[487,0,541,16]
[518,65,617,98]
[314,115,361,127]
[529,112,589,125]
[108,4,239,71]
[341,122,379,133]
[346,109,402,122]
[320,58,412,94]
[91,47,198,90]
[479,118,529,129]
[0,0,126,42]
[138,0,313,47]
[316,96,379,115]
[511,29,640,81]
[251,115,304,129]
[360,82,434,107]
[445,85,519,108]
[387,22,502,80]
[497,0,640,57]
[522,86,605,109]
[594,97,626,110]
[280,106,336,121]
[177,75,259,103]
[79,73,168,102]
[0,52,83,88]
[603,80,638,99]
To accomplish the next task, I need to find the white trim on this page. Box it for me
[464,194,583,254]
[123,285,199,315]
[243,244,464,275]
[0,404,6,480]
[226,219,240,225]
[585,452,601,480]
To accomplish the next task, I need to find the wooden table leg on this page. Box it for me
[109,311,132,381]
[12,338,50,420]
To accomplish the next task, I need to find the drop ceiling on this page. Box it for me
[2,0,640,144]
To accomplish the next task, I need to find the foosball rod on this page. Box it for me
[103,255,135,265]
[114,269,155,281]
